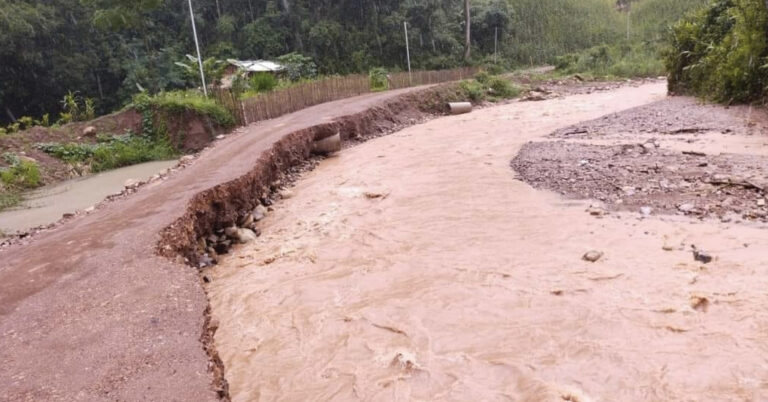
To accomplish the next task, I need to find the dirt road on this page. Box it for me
[0,87,425,401]
[208,83,768,401]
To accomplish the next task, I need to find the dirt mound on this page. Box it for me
[550,97,767,139]
[511,141,768,222]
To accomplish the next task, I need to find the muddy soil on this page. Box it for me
[513,96,768,223]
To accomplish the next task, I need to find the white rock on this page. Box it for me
[678,203,695,212]
[253,204,268,221]
[758,199,766,207]
[234,228,258,243]
[279,189,294,199]
[640,206,653,216]
[124,178,140,188]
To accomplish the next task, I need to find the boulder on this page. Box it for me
[82,126,97,136]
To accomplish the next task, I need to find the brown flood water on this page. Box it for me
[207,83,768,401]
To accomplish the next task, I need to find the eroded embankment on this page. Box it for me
[157,84,477,267]
[155,84,482,398]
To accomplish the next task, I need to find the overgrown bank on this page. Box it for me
[0,92,234,212]
[665,0,768,103]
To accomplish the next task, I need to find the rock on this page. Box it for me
[253,204,268,221]
[239,213,254,227]
[622,186,636,196]
[84,206,95,213]
[582,250,603,262]
[224,226,238,238]
[279,189,294,199]
[587,206,606,216]
[124,178,140,189]
[691,245,712,264]
[758,199,766,207]
[233,228,258,244]
[677,203,695,213]
[640,206,653,216]
[642,142,655,151]
[82,126,97,136]
[180,155,195,163]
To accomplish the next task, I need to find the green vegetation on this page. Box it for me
[133,91,235,128]
[36,133,177,173]
[459,73,521,101]
[0,153,42,210]
[369,68,389,91]
[556,43,665,78]
[1,0,709,127]
[665,0,768,103]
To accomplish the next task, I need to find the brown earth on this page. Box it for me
[0,85,458,401]
[512,96,768,223]
[0,107,227,186]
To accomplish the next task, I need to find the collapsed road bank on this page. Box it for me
[0,85,471,401]
[205,82,768,401]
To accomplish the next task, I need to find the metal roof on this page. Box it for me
[227,59,285,72]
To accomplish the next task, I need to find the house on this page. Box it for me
[220,59,285,88]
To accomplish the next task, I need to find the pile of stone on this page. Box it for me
[197,204,268,268]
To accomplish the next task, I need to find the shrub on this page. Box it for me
[474,70,491,84]
[369,67,389,91]
[277,52,318,81]
[249,73,278,93]
[487,76,520,98]
[36,134,177,173]
[134,91,235,128]
[0,160,41,188]
[664,0,767,102]
[460,80,485,101]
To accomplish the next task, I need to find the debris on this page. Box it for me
[682,150,706,157]
[690,295,710,312]
[691,245,712,264]
[582,250,603,262]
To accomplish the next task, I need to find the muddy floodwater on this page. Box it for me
[0,160,177,234]
[207,83,768,401]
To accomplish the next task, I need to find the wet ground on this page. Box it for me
[207,82,768,400]
[0,160,177,234]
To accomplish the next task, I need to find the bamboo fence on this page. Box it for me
[212,67,478,126]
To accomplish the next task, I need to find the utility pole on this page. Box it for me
[626,8,631,41]
[187,0,208,97]
[404,21,412,84]
[494,27,498,64]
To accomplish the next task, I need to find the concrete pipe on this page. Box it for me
[312,133,341,154]
[448,102,472,115]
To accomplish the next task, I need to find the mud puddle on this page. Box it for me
[0,160,176,234]
[206,83,768,401]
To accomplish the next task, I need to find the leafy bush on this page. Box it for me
[459,80,486,101]
[474,71,491,84]
[133,91,235,128]
[664,0,767,103]
[1,160,41,188]
[369,67,389,91]
[277,52,318,81]
[556,43,665,78]
[37,134,177,173]
[487,76,520,98]
[249,73,278,93]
